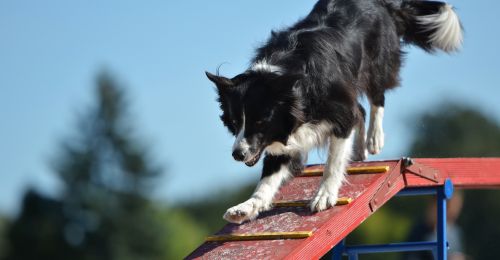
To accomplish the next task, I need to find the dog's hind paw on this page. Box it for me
[223,199,260,224]
[367,128,384,155]
[351,148,367,162]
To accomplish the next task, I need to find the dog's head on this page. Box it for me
[206,71,303,166]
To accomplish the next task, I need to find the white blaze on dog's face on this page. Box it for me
[231,111,261,166]
[206,71,303,166]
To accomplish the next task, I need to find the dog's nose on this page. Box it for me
[232,149,246,161]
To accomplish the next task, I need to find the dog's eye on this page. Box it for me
[255,120,264,126]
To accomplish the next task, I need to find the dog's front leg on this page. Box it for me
[311,131,354,212]
[223,154,302,224]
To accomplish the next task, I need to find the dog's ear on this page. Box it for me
[230,73,250,86]
[206,71,251,92]
[206,72,234,89]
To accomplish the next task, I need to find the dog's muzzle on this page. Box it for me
[232,148,262,167]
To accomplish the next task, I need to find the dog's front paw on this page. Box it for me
[367,127,384,155]
[223,199,260,224]
[310,184,339,212]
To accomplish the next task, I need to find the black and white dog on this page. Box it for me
[206,0,462,224]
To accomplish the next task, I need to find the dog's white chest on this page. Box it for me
[265,121,331,155]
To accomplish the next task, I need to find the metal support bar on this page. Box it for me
[332,239,345,260]
[437,179,454,260]
[347,253,358,260]
[331,179,454,260]
[397,187,437,196]
[344,241,438,254]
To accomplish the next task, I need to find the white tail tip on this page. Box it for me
[417,4,463,52]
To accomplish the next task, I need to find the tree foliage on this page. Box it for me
[0,216,7,259]
[409,103,500,157]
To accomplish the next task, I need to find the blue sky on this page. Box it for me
[1,0,499,216]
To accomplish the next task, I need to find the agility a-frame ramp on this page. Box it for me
[186,158,500,260]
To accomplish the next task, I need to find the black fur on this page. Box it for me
[261,154,304,180]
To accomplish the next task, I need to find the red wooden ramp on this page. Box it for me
[186,158,500,260]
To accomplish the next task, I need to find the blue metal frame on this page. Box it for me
[332,179,453,260]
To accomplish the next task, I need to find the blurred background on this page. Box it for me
[1,0,499,259]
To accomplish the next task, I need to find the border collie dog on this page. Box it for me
[206,0,462,224]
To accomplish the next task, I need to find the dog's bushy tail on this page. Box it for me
[388,0,463,52]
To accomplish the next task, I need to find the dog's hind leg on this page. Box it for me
[367,103,384,155]
[352,103,367,161]
[364,16,401,155]
[223,153,304,224]
[366,90,385,155]
[310,130,354,212]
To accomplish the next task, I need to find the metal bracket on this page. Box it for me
[401,157,439,183]
[369,158,441,212]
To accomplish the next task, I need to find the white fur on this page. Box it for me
[367,105,384,155]
[310,130,354,211]
[265,121,332,156]
[233,111,251,154]
[251,60,284,74]
[224,165,291,224]
[417,4,463,52]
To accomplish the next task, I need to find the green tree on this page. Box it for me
[409,103,500,157]
[0,215,7,259]
[4,72,170,260]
